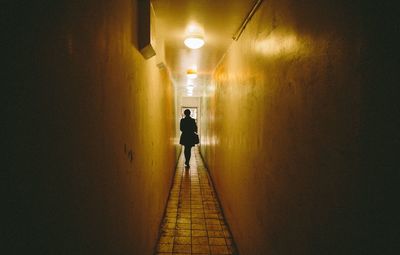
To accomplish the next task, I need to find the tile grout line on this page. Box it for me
[195,148,239,254]
[172,162,181,254]
[155,147,238,254]
[153,149,182,255]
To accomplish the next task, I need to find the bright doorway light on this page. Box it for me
[187,79,194,85]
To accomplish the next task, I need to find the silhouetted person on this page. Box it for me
[179,109,198,167]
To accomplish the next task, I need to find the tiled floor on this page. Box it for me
[155,147,238,255]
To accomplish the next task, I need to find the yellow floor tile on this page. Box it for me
[154,147,237,255]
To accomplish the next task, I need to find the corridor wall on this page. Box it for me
[200,0,397,254]
[4,0,177,254]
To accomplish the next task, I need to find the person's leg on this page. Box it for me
[184,145,191,166]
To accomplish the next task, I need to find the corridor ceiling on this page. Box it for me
[151,0,255,97]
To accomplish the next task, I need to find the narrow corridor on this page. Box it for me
[5,0,397,254]
[155,147,237,255]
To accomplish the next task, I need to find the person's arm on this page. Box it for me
[180,119,184,132]
[194,119,198,133]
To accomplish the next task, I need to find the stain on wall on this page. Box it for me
[200,0,398,254]
[4,0,177,254]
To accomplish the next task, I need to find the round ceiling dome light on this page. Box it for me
[184,35,205,49]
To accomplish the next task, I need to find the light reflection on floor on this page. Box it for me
[155,147,238,254]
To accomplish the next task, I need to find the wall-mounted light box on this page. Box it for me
[138,0,156,59]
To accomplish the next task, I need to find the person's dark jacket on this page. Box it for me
[179,116,197,146]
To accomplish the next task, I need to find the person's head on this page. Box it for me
[184,109,191,117]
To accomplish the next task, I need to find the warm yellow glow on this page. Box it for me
[184,23,205,49]
[208,84,216,92]
[187,23,203,35]
[184,36,204,49]
[186,69,197,79]
[255,34,299,57]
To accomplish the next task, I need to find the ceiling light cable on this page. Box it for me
[232,0,264,41]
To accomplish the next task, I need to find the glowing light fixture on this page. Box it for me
[184,35,204,49]
[184,23,205,49]
[186,69,197,79]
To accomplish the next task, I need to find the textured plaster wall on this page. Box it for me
[4,0,177,254]
[201,0,398,254]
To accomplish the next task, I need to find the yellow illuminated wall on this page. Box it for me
[200,0,396,254]
[4,0,177,254]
